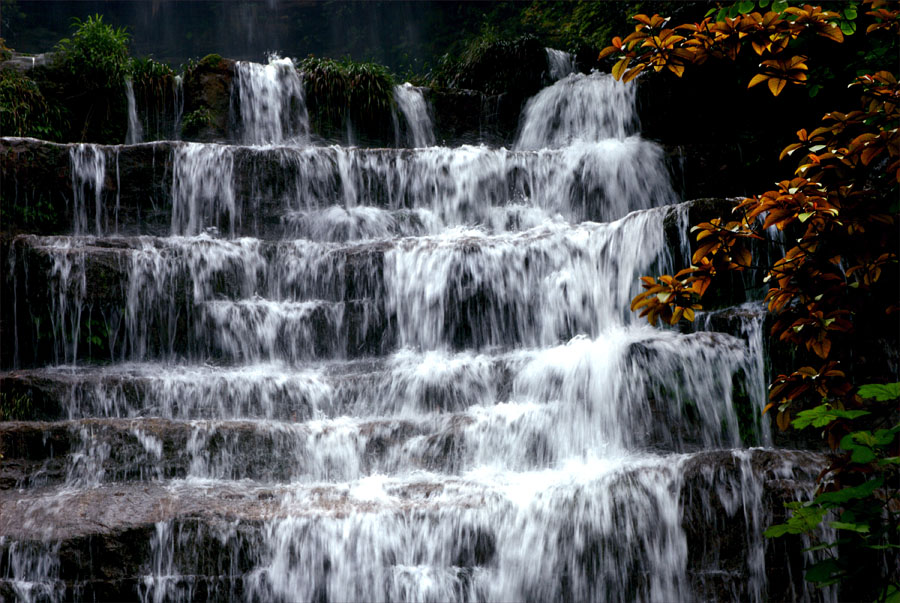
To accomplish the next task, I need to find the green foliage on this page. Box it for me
[0,391,32,421]
[130,57,178,141]
[298,56,395,138]
[430,34,546,95]
[766,383,900,598]
[0,37,12,61]
[522,1,636,50]
[131,56,174,92]
[53,14,131,92]
[0,68,62,139]
[0,196,61,232]
[181,107,212,138]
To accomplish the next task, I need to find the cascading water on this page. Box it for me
[233,55,310,145]
[1,61,831,602]
[545,48,576,81]
[69,143,106,235]
[394,83,435,148]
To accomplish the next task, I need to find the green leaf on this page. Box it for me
[851,446,875,463]
[738,0,756,14]
[792,405,869,430]
[840,20,857,35]
[873,429,896,445]
[829,521,870,533]
[764,523,791,538]
[798,212,813,223]
[857,383,900,401]
[760,0,771,6]
[772,0,789,12]
[815,478,883,504]
[843,8,858,20]
[802,540,845,553]
[805,559,841,583]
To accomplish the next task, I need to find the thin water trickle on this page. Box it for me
[125,79,144,145]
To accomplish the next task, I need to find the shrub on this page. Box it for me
[0,69,62,140]
[607,1,899,597]
[430,33,546,96]
[298,56,395,142]
[54,14,131,91]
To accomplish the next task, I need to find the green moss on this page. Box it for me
[199,53,223,69]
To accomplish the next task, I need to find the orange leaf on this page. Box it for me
[612,57,630,80]
[748,73,770,89]
[776,410,791,431]
[768,76,787,96]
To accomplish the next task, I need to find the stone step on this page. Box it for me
[3,205,704,368]
[0,329,773,487]
[1,137,682,238]
[0,328,764,439]
[0,449,824,602]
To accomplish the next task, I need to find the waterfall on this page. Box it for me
[516,71,639,150]
[170,142,236,236]
[125,79,144,145]
[233,56,310,145]
[69,144,106,235]
[394,83,435,147]
[545,48,576,81]
[1,54,829,603]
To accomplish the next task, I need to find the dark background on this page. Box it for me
[1,0,526,73]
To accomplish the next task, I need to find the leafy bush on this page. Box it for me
[298,56,395,141]
[131,57,178,141]
[609,0,899,597]
[132,56,174,92]
[0,38,12,62]
[54,14,131,91]
[181,107,212,138]
[0,69,62,140]
[430,34,546,96]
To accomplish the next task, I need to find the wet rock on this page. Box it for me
[181,56,235,142]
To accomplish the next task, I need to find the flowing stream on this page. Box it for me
[1,62,829,602]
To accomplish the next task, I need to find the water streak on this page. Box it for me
[125,79,144,144]
[394,83,435,147]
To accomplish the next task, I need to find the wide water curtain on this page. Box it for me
[2,53,828,603]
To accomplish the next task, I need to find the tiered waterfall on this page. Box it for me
[0,57,829,602]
